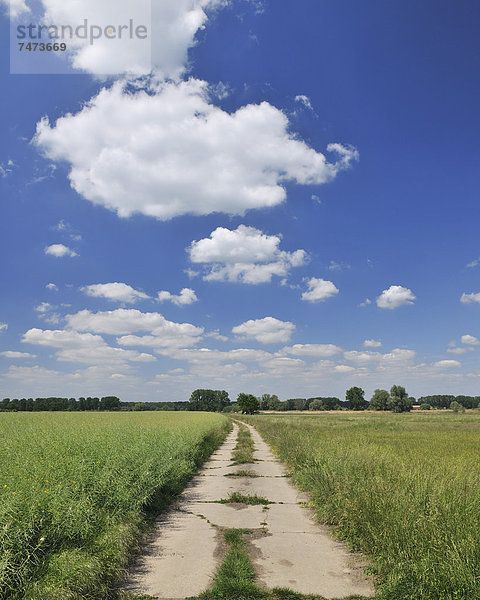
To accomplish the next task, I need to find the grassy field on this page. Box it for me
[0,411,229,600]
[242,411,480,600]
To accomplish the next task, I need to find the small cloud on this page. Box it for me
[376,285,415,310]
[157,288,198,306]
[359,298,372,307]
[461,334,480,346]
[328,260,350,272]
[466,258,480,269]
[363,339,382,348]
[45,244,78,258]
[46,283,59,291]
[232,317,295,344]
[35,302,54,314]
[295,94,313,110]
[334,365,355,373]
[0,159,15,178]
[302,278,339,303]
[311,194,321,204]
[447,347,473,355]
[433,360,461,369]
[82,283,150,304]
[0,351,36,359]
[210,82,230,100]
[0,323,8,332]
[460,292,480,304]
[205,330,228,342]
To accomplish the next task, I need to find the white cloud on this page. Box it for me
[0,351,36,359]
[281,343,342,357]
[11,0,225,77]
[0,323,8,332]
[359,298,372,307]
[34,79,358,221]
[302,278,339,303]
[432,360,461,369]
[189,225,307,284]
[344,350,381,364]
[294,95,313,110]
[364,339,382,348]
[0,159,15,177]
[0,0,28,18]
[376,285,415,309]
[460,292,480,304]
[44,244,77,258]
[46,283,59,291]
[447,347,473,355]
[466,258,480,269]
[81,283,150,303]
[157,288,198,306]
[66,308,203,348]
[22,328,156,365]
[328,260,350,272]
[35,302,53,314]
[461,334,480,346]
[334,365,355,373]
[232,317,295,344]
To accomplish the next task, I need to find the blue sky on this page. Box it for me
[1,0,480,402]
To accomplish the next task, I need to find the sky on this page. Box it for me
[1,0,480,403]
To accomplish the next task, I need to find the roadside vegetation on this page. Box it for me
[231,423,255,464]
[195,528,370,600]
[242,411,480,600]
[0,411,229,600]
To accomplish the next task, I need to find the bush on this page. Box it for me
[450,401,466,413]
[420,403,431,410]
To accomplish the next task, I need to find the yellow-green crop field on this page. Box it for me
[0,412,229,600]
[243,411,480,600]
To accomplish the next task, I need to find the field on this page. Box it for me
[242,411,480,600]
[0,411,229,600]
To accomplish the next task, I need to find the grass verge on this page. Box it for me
[242,412,480,600]
[0,413,230,600]
[231,424,255,464]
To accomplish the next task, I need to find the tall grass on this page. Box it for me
[243,412,480,600]
[0,411,228,600]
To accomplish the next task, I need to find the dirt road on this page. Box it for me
[124,422,374,599]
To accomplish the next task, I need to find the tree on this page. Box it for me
[450,400,465,413]
[389,385,412,413]
[420,403,431,410]
[309,399,324,411]
[370,389,391,411]
[346,387,368,410]
[188,389,230,412]
[237,393,260,414]
[260,394,280,410]
[99,396,121,411]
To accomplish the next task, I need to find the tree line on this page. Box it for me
[2,388,479,414]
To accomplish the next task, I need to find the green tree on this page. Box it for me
[450,400,465,413]
[346,387,368,410]
[309,399,324,411]
[188,389,230,412]
[237,393,260,414]
[420,403,431,410]
[390,385,412,413]
[370,389,391,411]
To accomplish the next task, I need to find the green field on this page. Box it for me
[241,411,480,600]
[0,411,229,600]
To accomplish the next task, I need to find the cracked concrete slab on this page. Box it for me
[123,510,220,599]
[184,502,268,529]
